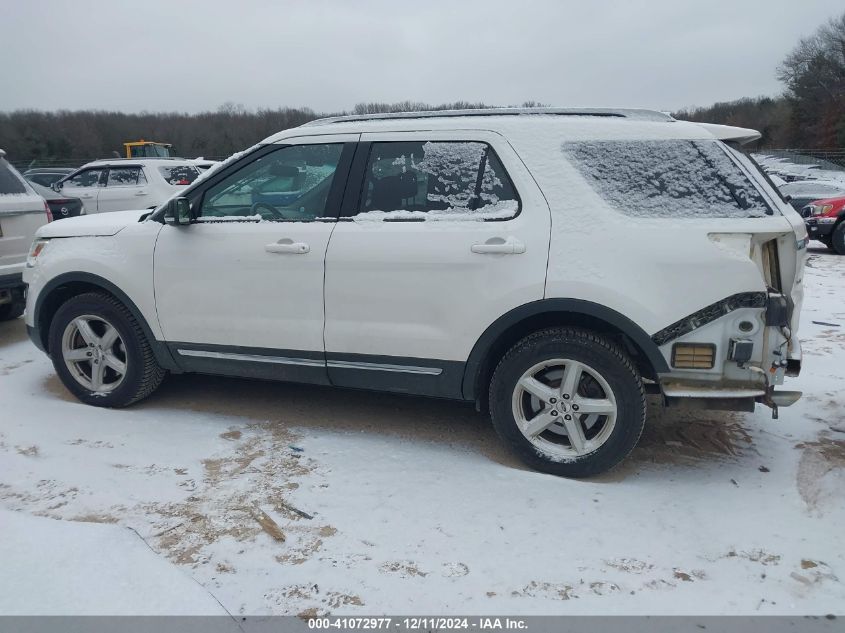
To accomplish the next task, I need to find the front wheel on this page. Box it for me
[48,292,165,407]
[831,222,845,255]
[489,328,646,478]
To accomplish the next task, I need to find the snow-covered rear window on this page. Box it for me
[159,165,201,186]
[356,141,520,221]
[563,140,772,218]
[0,159,26,195]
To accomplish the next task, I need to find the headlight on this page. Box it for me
[812,204,833,216]
[26,239,49,267]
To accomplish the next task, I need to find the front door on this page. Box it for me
[59,167,105,213]
[153,135,357,382]
[323,131,551,397]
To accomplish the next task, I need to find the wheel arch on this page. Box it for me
[462,299,669,405]
[32,272,179,371]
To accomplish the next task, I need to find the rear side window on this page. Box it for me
[159,165,200,186]
[0,160,26,195]
[563,140,772,218]
[107,167,147,186]
[357,141,520,221]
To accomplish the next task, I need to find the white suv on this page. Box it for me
[23,109,807,477]
[54,158,202,214]
[1,149,51,321]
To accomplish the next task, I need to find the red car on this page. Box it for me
[803,195,845,254]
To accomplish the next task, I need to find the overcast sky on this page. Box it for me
[2,0,842,114]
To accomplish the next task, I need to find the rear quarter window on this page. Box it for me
[0,160,27,195]
[563,140,773,219]
[159,165,200,186]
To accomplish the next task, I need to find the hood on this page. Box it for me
[36,209,149,238]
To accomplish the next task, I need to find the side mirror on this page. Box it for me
[164,197,192,226]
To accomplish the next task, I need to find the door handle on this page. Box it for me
[265,239,310,254]
[135,190,148,196]
[471,237,526,255]
[80,194,94,199]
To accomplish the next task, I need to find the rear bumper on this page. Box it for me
[0,271,24,290]
[0,272,26,306]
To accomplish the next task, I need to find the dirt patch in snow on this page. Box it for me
[144,421,325,567]
[264,584,363,616]
[795,434,845,513]
[637,408,753,461]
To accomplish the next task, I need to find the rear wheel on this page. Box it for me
[831,222,845,255]
[489,328,646,478]
[48,292,165,407]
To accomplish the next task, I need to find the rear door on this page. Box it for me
[0,159,47,275]
[98,165,151,212]
[59,167,105,213]
[323,130,551,397]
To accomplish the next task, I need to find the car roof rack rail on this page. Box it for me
[303,107,675,127]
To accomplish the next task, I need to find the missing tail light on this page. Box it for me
[761,239,782,292]
[671,343,716,370]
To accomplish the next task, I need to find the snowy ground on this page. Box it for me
[1,247,843,617]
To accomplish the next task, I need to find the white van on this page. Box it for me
[23,108,807,477]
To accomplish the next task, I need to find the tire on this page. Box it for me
[48,292,165,407]
[489,328,646,478]
[0,300,25,321]
[831,222,845,255]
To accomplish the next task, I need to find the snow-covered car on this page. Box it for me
[0,149,51,321]
[23,108,808,478]
[779,179,845,211]
[53,158,202,214]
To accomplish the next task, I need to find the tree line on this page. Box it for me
[0,101,513,167]
[1,12,842,165]
[675,12,845,150]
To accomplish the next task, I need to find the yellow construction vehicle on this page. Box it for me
[123,140,175,158]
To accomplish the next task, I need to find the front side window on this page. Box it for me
[199,144,344,221]
[563,140,773,218]
[356,141,520,221]
[106,167,146,186]
[64,169,104,189]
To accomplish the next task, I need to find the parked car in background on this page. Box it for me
[803,195,845,254]
[779,179,845,212]
[54,158,202,214]
[23,167,74,187]
[0,149,51,320]
[29,181,85,219]
[23,108,807,478]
